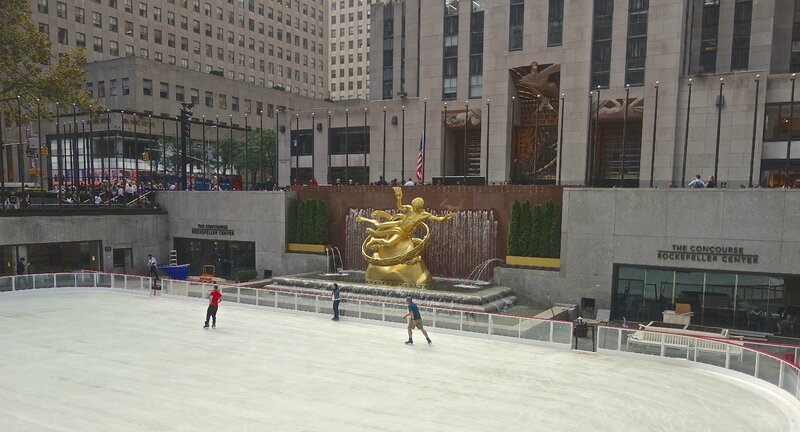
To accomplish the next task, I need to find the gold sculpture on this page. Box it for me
[356,187,453,285]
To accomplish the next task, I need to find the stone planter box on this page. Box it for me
[505,256,560,270]
[287,243,327,254]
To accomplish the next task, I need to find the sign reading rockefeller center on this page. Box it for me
[657,244,759,264]
[191,224,235,236]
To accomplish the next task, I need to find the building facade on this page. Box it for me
[329,0,373,100]
[31,0,328,98]
[367,0,800,188]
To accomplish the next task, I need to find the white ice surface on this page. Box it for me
[1,290,798,432]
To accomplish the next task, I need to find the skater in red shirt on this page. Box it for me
[204,285,223,328]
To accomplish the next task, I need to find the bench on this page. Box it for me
[627,327,743,361]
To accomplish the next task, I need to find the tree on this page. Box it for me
[518,201,532,257]
[0,0,97,120]
[507,200,523,256]
[231,128,277,187]
[314,199,329,244]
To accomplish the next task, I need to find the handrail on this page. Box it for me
[601,323,800,351]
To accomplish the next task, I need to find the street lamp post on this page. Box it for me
[650,82,660,188]
[244,113,249,190]
[713,77,725,186]
[363,108,368,183]
[463,100,468,184]
[422,99,427,183]
[382,107,387,182]
[443,102,448,180]
[620,84,630,187]
[557,94,564,185]
[681,78,693,187]
[486,98,491,185]
[401,106,406,181]
[749,75,760,187]
[785,73,797,187]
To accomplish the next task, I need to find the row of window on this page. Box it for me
[329,80,368,92]
[41,25,324,91]
[331,0,371,11]
[86,78,273,117]
[509,0,563,51]
[39,0,324,23]
[330,24,370,39]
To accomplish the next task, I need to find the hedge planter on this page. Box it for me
[505,256,560,270]
[287,243,327,254]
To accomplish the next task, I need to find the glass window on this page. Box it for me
[142,79,152,96]
[509,0,524,50]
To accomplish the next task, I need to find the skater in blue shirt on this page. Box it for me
[403,297,431,345]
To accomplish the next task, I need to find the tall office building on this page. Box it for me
[368,0,800,187]
[31,0,328,99]
[329,0,373,101]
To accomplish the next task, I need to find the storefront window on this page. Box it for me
[173,238,255,278]
[1,241,101,275]
[613,265,800,336]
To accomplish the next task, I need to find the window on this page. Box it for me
[168,11,175,25]
[125,21,133,36]
[591,0,614,88]
[57,28,68,45]
[731,0,752,71]
[56,2,66,18]
[93,36,103,53]
[122,78,130,95]
[154,7,161,21]
[75,7,85,23]
[97,81,105,97]
[547,0,564,47]
[125,44,134,56]
[176,85,185,101]
[92,12,102,28]
[232,97,239,112]
[699,0,720,73]
[110,40,119,56]
[382,3,394,99]
[37,0,48,14]
[442,1,458,100]
[154,29,162,44]
[625,0,649,86]
[159,82,169,99]
[469,3,485,98]
[86,82,93,97]
[793,1,800,72]
[140,25,148,41]
[109,79,117,96]
[109,16,118,32]
[140,79,151,96]
[509,0,524,50]
[139,2,147,17]
[191,88,200,105]
[219,94,227,110]
[76,32,85,47]
[124,0,132,13]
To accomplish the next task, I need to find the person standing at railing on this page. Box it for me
[331,283,341,321]
[16,258,29,275]
[403,297,432,345]
[204,285,223,329]
[147,255,160,281]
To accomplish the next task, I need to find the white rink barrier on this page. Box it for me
[0,272,573,347]
[597,325,800,401]
[3,272,799,402]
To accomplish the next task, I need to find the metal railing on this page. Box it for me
[0,273,573,347]
[597,325,800,401]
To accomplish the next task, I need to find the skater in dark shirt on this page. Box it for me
[403,297,431,345]
[204,285,223,328]
[331,283,341,321]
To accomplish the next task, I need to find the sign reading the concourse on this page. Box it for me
[191,224,235,236]
[657,244,759,264]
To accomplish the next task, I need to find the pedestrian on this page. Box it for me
[688,174,706,189]
[204,285,223,328]
[147,254,160,280]
[404,178,415,186]
[16,258,29,275]
[403,297,432,345]
[331,283,341,321]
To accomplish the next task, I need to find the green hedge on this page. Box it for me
[235,269,258,282]
[507,199,562,258]
[286,197,328,244]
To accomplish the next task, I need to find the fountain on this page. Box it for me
[268,189,516,312]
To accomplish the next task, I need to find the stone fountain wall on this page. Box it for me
[345,208,498,280]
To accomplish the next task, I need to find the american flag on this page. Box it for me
[415,131,425,182]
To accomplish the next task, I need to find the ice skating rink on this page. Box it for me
[1,290,799,432]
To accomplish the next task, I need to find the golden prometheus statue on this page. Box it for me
[356,187,453,285]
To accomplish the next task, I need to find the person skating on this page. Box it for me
[331,283,341,321]
[403,297,431,345]
[204,285,223,328]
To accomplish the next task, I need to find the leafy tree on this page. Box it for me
[529,204,544,257]
[231,128,277,186]
[314,199,329,244]
[1,0,97,120]
[518,201,532,257]
[287,199,298,243]
[507,200,523,255]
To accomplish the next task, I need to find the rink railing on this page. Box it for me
[0,272,574,347]
[4,272,799,402]
[597,325,800,401]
